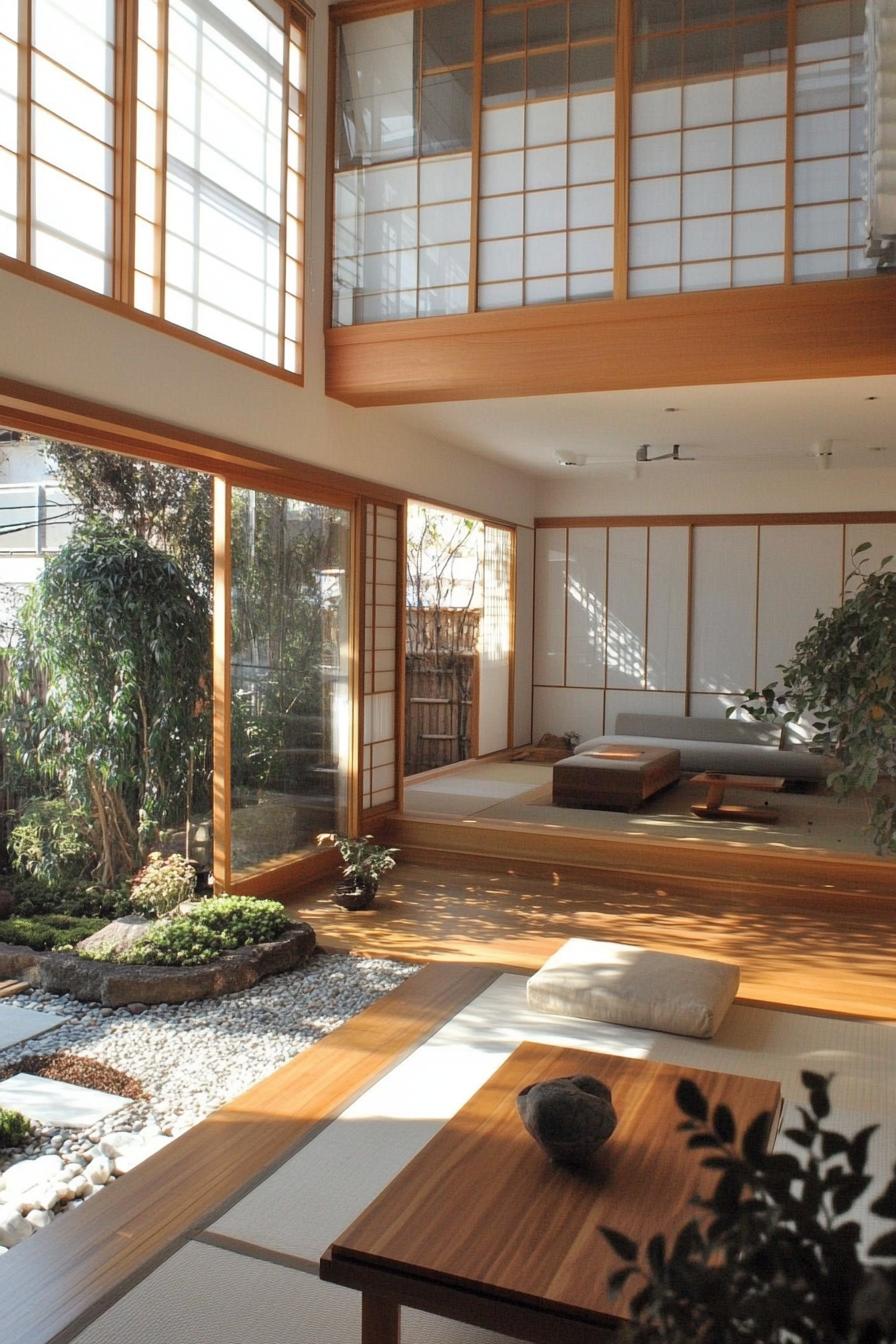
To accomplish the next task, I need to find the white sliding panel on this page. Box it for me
[690,525,757,694]
[533,687,604,745]
[755,524,843,688]
[844,523,896,591]
[605,527,647,689]
[533,527,567,686]
[478,525,513,756]
[361,502,400,812]
[646,526,689,691]
[566,527,607,688]
[605,689,686,731]
[513,527,534,746]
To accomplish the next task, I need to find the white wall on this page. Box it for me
[539,463,896,519]
[531,517,896,743]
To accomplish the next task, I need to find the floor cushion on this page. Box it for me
[527,938,740,1039]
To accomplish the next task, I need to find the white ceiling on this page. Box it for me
[376,375,896,478]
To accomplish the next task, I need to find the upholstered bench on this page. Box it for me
[527,938,740,1039]
[552,745,680,811]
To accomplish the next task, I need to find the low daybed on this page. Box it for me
[575,712,834,784]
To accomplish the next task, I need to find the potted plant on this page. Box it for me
[316,833,398,911]
[600,1073,896,1343]
[729,546,896,854]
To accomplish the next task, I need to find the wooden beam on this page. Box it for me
[325,276,896,406]
[212,477,232,893]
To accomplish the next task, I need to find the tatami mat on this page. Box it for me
[70,1241,523,1344]
[211,974,896,1264]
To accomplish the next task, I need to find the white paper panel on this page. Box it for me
[569,90,614,140]
[565,527,606,688]
[526,97,567,146]
[481,105,524,152]
[605,689,686,731]
[606,527,647,690]
[533,527,567,686]
[479,150,524,196]
[526,275,565,304]
[478,525,513,756]
[513,527,534,746]
[755,524,844,688]
[628,264,679,295]
[532,686,604,742]
[646,526,689,691]
[690,526,757,693]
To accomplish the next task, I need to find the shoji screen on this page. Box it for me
[478,524,513,755]
[333,5,474,324]
[792,0,873,281]
[628,2,788,295]
[361,502,400,813]
[513,525,535,746]
[477,0,617,310]
[532,517,888,740]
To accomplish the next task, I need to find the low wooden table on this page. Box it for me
[321,1041,781,1344]
[690,772,786,823]
[552,746,680,811]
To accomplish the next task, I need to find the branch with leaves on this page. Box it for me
[601,1072,896,1343]
[729,546,896,853]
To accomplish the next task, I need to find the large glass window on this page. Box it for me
[0,0,307,374]
[230,490,351,879]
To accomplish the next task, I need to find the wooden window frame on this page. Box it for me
[0,0,310,385]
[327,0,882,329]
[0,373,522,896]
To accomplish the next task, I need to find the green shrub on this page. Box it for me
[130,852,197,918]
[9,799,94,887]
[0,1108,31,1150]
[0,914,106,951]
[10,874,131,920]
[112,896,289,967]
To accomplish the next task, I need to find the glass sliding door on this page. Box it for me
[229,488,351,880]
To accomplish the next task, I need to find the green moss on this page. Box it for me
[0,1108,31,1149]
[91,896,290,968]
[0,914,107,951]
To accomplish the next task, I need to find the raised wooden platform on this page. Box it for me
[287,858,896,1021]
[383,812,896,901]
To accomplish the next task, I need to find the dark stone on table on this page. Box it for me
[517,1074,618,1166]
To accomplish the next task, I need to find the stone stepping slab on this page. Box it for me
[0,1004,68,1052]
[0,1074,131,1128]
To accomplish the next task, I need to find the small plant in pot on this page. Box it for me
[316,833,398,911]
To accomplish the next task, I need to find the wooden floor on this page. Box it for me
[286,860,896,1021]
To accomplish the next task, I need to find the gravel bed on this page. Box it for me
[0,949,418,1173]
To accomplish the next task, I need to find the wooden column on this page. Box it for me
[212,476,232,892]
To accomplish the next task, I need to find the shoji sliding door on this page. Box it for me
[478,523,514,755]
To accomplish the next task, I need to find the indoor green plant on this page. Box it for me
[316,833,398,910]
[601,1073,896,1343]
[730,546,896,854]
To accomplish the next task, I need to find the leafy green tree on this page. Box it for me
[3,521,211,883]
[732,547,896,854]
[43,441,212,595]
[230,492,348,794]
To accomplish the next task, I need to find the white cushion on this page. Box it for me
[526,938,740,1039]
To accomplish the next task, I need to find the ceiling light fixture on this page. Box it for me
[635,443,695,464]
